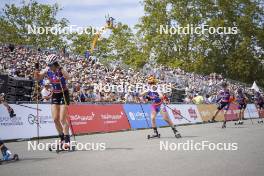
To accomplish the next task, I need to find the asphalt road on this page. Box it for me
[1,119,264,176]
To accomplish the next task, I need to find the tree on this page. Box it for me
[107,22,145,68]
[0,0,68,49]
[67,27,94,55]
[136,0,264,86]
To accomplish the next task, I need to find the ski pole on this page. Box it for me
[34,62,40,144]
[139,102,150,128]
[163,103,191,123]
[16,103,42,111]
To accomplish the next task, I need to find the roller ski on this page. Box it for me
[147,127,161,139]
[48,134,75,153]
[147,133,161,139]
[48,141,63,153]
[9,108,16,118]
[49,142,75,153]
[257,120,263,124]
[235,120,244,125]
[172,126,181,138]
[208,117,216,123]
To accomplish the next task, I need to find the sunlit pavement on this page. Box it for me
[1,119,264,176]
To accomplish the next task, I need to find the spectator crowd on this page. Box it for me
[0,44,260,104]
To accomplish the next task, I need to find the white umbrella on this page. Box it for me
[251,81,260,92]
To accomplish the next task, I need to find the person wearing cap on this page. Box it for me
[41,80,52,102]
[34,54,71,148]
[140,75,181,138]
[192,92,204,104]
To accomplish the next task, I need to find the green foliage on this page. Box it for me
[0,0,68,49]
[136,0,264,86]
[67,28,93,55]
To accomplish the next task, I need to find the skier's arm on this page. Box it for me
[61,68,70,80]
[34,63,48,80]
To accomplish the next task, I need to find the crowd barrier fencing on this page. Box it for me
[0,103,261,140]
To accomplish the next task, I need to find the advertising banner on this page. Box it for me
[244,104,259,119]
[123,104,170,129]
[197,104,224,122]
[123,104,151,129]
[1,103,259,140]
[224,103,239,121]
[0,104,57,140]
[68,104,130,134]
[166,104,203,125]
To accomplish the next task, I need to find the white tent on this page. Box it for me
[251,81,260,92]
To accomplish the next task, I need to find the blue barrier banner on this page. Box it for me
[123,104,168,129]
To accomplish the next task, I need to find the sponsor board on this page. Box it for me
[166,104,203,124]
[68,104,130,134]
[224,103,239,121]
[123,104,168,129]
[244,104,259,119]
[0,104,57,140]
[196,104,224,122]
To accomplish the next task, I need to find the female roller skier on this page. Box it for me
[254,91,264,123]
[234,88,248,125]
[34,54,72,149]
[140,75,181,139]
[211,82,231,128]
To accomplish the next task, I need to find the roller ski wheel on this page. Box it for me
[235,121,243,125]
[208,119,216,123]
[257,120,263,124]
[48,142,63,153]
[10,111,16,118]
[48,144,53,151]
[56,143,75,153]
[172,128,181,138]
[147,134,161,139]
[175,133,181,138]
[71,146,76,151]
[56,143,66,153]
[13,154,19,161]
[48,143,61,152]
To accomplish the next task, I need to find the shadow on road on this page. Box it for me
[159,135,199,139]
[0,157,52,165]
